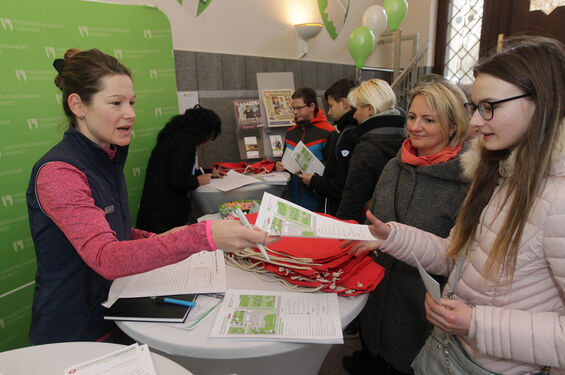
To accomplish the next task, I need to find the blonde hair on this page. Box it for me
[347,78,396,117]
[447,36,565,282]
[408,81,469,147]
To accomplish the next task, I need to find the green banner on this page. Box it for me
[0,0,178,350]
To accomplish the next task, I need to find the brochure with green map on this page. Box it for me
[208,289,342,344]
[255,192,376,240]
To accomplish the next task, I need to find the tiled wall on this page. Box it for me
[173,50,392,167]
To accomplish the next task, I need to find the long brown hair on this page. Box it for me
[447,36,565,281]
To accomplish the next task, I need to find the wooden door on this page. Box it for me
[480,0,565,56]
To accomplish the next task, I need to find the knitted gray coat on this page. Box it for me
[360,148,469,373]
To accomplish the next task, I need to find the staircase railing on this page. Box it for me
[390,41,429,110]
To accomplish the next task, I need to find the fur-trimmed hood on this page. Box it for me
[460,118,565,180]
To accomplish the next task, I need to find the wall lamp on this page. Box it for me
[295,23,323,58]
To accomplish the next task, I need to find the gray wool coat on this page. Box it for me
[359,148,469,373]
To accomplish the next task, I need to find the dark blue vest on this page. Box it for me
[26,127,131,344]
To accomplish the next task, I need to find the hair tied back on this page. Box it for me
[53,58,65,75]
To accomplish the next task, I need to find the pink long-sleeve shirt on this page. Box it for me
[36,160,217,280]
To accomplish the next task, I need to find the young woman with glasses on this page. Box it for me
[349,36,565,374]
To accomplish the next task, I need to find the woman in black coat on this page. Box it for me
[136,105,222,233]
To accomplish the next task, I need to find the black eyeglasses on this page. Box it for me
[291,105,308,111]
[464,93,531,121]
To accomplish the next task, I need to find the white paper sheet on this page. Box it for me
[207,170,263,192]
[163,294,224,331]
[281,148,301,174]
[255,192,375,240]
[103,250,227,308]
[64,343,156,375]
[177,91,199,114]
[412,252,442,304]
[209,289,343,344]
[293,141,325,175]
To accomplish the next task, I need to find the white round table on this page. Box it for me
[191,173,289,214]
[0,341,193,375]
[117,265,368,375]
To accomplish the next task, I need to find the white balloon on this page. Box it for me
[361,5,388,38]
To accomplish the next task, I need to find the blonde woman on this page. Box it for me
[335,78,405,224]
[344,80,470,375]
[350,36,565,374]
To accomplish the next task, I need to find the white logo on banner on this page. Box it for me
[79,25,89,37]
[44,46,56,59]
[154,107,162,116]
[2,195,14,207]
[149,69,158,79]
[143,29,152,39]
[13,240,24,252]
[55,93,62,104]
[132,167,141,177]
[114,49,123,59]
[27,118,39,130]
[15,70,27,82]
[0,18,13,31]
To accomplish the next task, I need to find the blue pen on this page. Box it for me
[150,296,196,308]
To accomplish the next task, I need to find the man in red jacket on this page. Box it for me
[275,87,336,211]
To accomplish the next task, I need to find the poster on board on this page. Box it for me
[261,89,295,127]
[233,99,263,129]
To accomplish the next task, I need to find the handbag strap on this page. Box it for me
[447,247,467,299]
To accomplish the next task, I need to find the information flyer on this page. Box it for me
[209,289,343,344]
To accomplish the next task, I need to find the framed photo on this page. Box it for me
[234,99,263,129]
[261,89,295,127]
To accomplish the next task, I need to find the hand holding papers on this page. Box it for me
[234,207,271,261]
[281,141,325,175]
[255,192,376,241]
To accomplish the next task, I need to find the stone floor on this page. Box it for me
[318,336,361,375]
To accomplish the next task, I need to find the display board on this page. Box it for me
[0,0,178,351]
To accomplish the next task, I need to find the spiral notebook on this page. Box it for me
[103,294,197,323]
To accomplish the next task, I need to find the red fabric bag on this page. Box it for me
[225,213,385,296]
[213,158,275,174]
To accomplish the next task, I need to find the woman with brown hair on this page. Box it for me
[26,48,277,345]
[350,36,565,374]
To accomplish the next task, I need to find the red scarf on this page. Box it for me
[400,139,462,166]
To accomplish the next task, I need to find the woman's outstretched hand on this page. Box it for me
[424,293,472,336]
[347,210,391,256]
[210,220,280,252]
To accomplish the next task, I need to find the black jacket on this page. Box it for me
[137,129,203,233]
[336,110,405,223]
[309,109,358,215]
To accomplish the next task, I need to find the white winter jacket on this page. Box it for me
[381,134,565,374]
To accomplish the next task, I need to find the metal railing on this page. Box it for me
[356,29,430,110]
[390,41,429,110]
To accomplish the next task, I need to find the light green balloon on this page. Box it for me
[348,26,375,69]
[384,0,408,31]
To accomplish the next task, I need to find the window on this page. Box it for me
[443,0,484,84]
